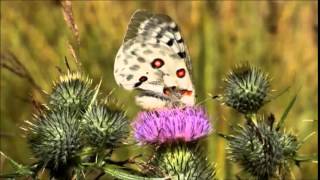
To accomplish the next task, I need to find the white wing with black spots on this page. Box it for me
[113,10,195,109]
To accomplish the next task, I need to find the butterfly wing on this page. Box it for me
[124,10,193,75]
[114,10,195,109]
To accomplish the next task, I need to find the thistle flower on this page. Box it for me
[227,117,299,179]
[49,72,94,110]
[83,104,129,148]
[26,108,83,177]
[149,142,216,180]
[220,63,270,114]
[133,106,212,144]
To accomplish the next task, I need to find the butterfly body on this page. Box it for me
[114,10,195,110]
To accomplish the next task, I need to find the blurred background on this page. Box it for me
[1,1,318,179]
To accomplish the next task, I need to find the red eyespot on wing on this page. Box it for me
[151,58,164,69]
[139,76,148,82]
[176,68,186,78]
[180,90,193,96]
[163,87,170,95]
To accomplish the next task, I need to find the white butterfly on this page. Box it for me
[114,10,195,110]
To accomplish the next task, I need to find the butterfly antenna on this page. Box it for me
[196,97,212,106]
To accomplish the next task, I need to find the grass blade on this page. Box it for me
[276,92,299,131]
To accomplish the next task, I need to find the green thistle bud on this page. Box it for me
[227,118,299,179]
[82,104,129,148]
[221,63,270,114]
[49,72,94,110]
[150,143,216,180]
[26,108,83,177]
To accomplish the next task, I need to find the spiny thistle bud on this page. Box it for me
[149,142,216,180]
[227,117,299,179]
[26,108,83,176]
[49,72,94,110]
[133,106,212,144]
[82,104,129,148]
[220,63,270,114]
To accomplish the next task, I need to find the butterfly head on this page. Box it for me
[162,86,195,106]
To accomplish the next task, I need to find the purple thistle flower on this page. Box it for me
[132,106,212,144]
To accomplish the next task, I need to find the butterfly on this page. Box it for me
[114,10,195,110]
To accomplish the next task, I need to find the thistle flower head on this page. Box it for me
[133,106,212,144]
[227,117,299,179]
[149,142,216,180]
[26,108,83,173]
[49,72,94,110]
[83,104,129,148]
[221,63,270,114]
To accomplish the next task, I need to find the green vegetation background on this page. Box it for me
[1,1,318,179]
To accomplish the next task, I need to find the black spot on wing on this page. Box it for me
[139,76,148,82]
[143,49,152,54]
[131,51,137,55]
[166,39,174,46]
[172,25,179,32]
[134,81,142,87]
[177,38,184,43]
[137,57,146,63]
[156,33,163,39]
[129,65,140,71]
[126,74,133,80]
[134,76,148,87]
[177,52,186,58]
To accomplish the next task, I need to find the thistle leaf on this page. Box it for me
[298,131,316,148]
[87,79,102,111]
[0,151,34,178]
[102,164,171,180]
[294,155,318,163]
